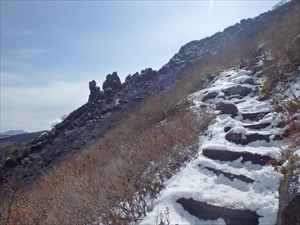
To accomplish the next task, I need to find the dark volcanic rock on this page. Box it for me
[277,159,300,225]
[202,148,273,165]
[137,68,157,83]
[218,101,238,116]
[177,198,260,225]
[221,85,252,97]
[102,72,122,93]
[225,132,243,144]
[225,131,270,145]
[277,193,300,225]
[202,91,219,102]
[241,78,254,85]
[201,165,255,183]
[88,80,100,103]
[252,65,263,74]
[224,126,232,132]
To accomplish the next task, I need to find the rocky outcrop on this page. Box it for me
[277,193,300,225]
[88,80,101,103]
[0,67,161,184]
[102,72,122,93]
[177,198,260,225]
[277,161,300,225]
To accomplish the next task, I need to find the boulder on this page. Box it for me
[202,91,219,102]
[252,65,263,74]
[218,101,238,116]
[177,198,260,225]
[224,126,232,132]
[241,78,254,85]
[221,85,252,97]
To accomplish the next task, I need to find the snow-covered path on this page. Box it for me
[140,68,285,225]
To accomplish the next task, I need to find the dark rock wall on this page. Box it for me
[276,165,300,225]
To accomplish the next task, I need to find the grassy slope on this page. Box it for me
[0,1,299,224]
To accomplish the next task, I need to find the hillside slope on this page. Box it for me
[0,1,299,224]
[1,0,298,186]
[141,65,299,225]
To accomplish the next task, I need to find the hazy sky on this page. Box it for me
[1,0,279,132]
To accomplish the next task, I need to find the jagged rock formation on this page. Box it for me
[88,80,101,103]
[0,68,160,184]
[102,72,122,93]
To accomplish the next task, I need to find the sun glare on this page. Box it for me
[209,0,214,15]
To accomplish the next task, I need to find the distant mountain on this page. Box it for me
[0,130,27,136]
[0,131,43,149]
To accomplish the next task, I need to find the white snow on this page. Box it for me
[140,68,287,225]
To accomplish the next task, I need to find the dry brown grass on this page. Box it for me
[0,61,218,224]
[260,0,300,99]
[2,2,299,224]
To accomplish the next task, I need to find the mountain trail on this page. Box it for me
[140,66,286,225]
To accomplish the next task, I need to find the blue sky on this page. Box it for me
[1,0,279,132]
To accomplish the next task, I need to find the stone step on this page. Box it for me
[221,85,253,97]
[202,148,272,165]
[177,198,260,225]
[241,112,270,121]
[216,101,238,116]
[200,165,255,183]
[243,122,271,130]
[224,122,271,132]
[225,131,270,145]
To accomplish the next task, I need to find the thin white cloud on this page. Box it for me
[1,80,90,132]
[1,72,25,83]
[209,0,214,15]
[1,60,29,68]
[4,29,36,37]
[13,48,47,58]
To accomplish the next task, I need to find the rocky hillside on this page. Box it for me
[1,0,298,186]
[0,1,299,224]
